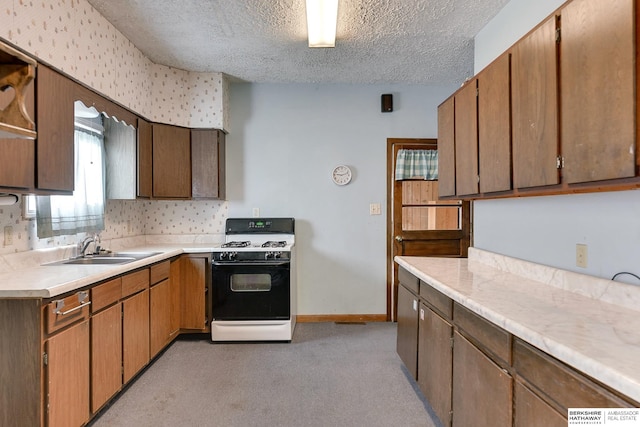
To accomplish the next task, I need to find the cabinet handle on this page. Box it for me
[54,291,91,315]
[395,235,403,242]
[55,300,91,316]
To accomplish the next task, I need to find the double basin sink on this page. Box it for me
[45,251,161,266]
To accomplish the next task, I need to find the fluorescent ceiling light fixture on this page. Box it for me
[306,0,338,48]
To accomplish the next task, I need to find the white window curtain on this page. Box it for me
[36,128,106,238]
[395,149,438,180]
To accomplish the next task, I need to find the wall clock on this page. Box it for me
[332,165,352,186]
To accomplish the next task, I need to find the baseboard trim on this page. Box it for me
[296,314,388,323]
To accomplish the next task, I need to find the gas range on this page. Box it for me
[211,217,297,342]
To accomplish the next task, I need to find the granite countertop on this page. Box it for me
[395,248,640,404]
[0,239,221,299]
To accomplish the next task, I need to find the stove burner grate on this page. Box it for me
[222,241,251,248]
[262,241,287,248]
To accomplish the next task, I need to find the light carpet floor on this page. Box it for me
[89,322,441,427]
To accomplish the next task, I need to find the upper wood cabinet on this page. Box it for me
[152,123,192,198]
[437,96,456,198]
[137,123,226,200]
[511,16,559,189]
[478,53,512,193]
[137,118,153,198]
[560,0,635,183]
[0,64,82,194]
[454,79,479,196]
[191,129,226,199]
[0,78,35,191]
[36,65,75,193]
[438,0,638,199]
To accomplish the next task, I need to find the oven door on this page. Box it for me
[212,260,290,320]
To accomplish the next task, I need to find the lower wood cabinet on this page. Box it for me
[396,283,419,378]
[452,331,512,427]
[396,267,639,427]
[91,303,122,412]
[179,254,210,331]
[122,288,150,383]
[46,319,90,427]
[514,382,566,427]
[417,302,452,426]
[150,260,173,357]
[0,254,211,427]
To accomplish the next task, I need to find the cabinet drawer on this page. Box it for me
[91,278,122,313]
[513,339,635,411]
[398,266,419,294]
[46,291,91,334]
[420,281,452,319]
[121,269,149,298]
[150,260,170,285]
[454,303,511,366]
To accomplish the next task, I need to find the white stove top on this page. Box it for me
[216,235,295,252]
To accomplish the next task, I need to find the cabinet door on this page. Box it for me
[122,289,149,383]
[511,16,559,189]
[169,257,182,337]
[191,129,226,199]
[396,284,419,378]
[152,123,191,198]
[560,0,634,183]
[137,117,152,198]
[36,65,75,192]
[437,96,456,198]
[514,382,566,427]
[478,53,511,193]
[0,79,34,190]
[180,256,207,330]
[91,303,122,412]
[454,80,479,196]
[418,303,452,427]
[150,279,172,357]
[46,319,90,427]
[452,331,512,427]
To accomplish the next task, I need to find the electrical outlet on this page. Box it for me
[576,244,588,268]
[252,208,260,218]
[369,203,381,215]
[4,226,13,246]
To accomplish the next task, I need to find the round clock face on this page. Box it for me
[332,165,352,186]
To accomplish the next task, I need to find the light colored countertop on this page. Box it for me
[395,248,640,404]
[0,237,221,298]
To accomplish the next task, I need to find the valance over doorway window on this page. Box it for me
[395,149,438,180]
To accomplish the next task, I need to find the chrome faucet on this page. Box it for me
[78,233,101,257]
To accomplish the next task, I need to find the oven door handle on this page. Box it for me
[212,261,291,267]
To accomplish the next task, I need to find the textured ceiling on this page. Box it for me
[86,0,509,84]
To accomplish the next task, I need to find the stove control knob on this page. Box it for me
[228,252,237,261]
[219,252,228,260]
[265,252,274,259]
[274,252,282,259]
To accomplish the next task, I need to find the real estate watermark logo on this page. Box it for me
[568,408,640,426]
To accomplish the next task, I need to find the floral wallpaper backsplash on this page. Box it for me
[0,197,228,255]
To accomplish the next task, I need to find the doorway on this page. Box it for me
[386,138,471,321]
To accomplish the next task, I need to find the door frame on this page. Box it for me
[386,138,471,321]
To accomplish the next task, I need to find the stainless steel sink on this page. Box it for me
[44,251,161,266]
[62,256,138,265]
